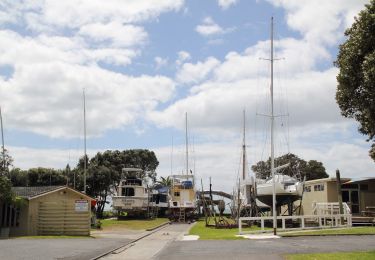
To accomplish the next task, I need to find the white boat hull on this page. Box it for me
[256,178,303,207]
[112,196,148,211]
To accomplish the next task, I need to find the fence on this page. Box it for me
[238,214,352,234]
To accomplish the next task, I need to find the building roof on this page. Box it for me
[12,186,94,200]
[305,177,351,184]
[344,177,375,184]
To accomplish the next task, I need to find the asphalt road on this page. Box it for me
[155,235,375,260]
[0,237,132,260]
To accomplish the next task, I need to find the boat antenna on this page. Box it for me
[185,112,189,175]
[83,88,87,193]
[270,16,277,236]
[0,106,6,176]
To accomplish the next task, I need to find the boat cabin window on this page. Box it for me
[123,179,142,186]
[159,194,167,203]
[122,187,135,196]
[174,192,180,197]
[314,184,324,192]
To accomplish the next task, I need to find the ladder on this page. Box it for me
[178,208,186,222]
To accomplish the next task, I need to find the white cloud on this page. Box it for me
[267,0,368,45]
[0,31,175,138]
[0,0,184,139]
[195,17,225,36]
[78,22,148,48]
[176,51,191,65]
[2,0,184,30]
[218,0,238,10]
[155,56,168,69]
[176,57,220,84]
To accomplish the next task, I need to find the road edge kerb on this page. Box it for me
[145,221,171,231]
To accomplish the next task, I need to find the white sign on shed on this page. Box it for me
[75,200,89,212]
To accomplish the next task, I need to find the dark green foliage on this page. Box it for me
[8,167,66,187]
[0,148,13,174]
[76,149,159,218]
[0,176,13,203]
[8,168,28,186]
[335,0,375,161]
[27,168,66,186]
[251,153,329,181]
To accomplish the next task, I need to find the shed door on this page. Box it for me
[37,200,90,236]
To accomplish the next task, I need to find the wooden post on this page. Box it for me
[336,169,344,223]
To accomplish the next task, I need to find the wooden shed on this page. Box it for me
[2,186,94,237]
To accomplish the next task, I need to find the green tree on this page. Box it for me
[251,153,328,181]
[0,148,13,175]
[335,0,375,161]
[27,168,66,186]
[0,176,13,203]
[87,165,112,218]
[8,168,28,186]
[76,149,159,218]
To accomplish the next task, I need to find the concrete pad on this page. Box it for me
[236,234,280,239]
[182,235,199,241]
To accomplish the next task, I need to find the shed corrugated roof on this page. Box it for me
[12,186,65,199]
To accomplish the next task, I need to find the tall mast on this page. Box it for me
[0,106,5,175]
[270,16,277,235]
[83,89,87,193]
[242,109,246,181]
[185,112,189,175]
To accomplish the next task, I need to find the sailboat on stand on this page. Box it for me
[254,18,304,234]
[168,113,197,222]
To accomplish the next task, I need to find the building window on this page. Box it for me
[174,192,180,197]
[304,186,311,192]
[122,187,135,196]
[314,184,324,191]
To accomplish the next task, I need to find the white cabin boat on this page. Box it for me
[169,174,197,221]
[112,168,150,217]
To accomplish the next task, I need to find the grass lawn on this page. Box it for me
[100,218,169,230]
[285,251,375,260]
[280,227,375,237]
[189,219,265,240]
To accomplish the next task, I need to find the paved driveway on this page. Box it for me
[0,236,132,260]
[155,235,375,260]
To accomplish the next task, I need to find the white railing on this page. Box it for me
[312,202,351,215]
[238,214,352,234]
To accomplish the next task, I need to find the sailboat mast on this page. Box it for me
[185,112,189,175]
[0,106,5,175]
[83,89,87,193]
[270,17,277,235]
[242,110,246,181]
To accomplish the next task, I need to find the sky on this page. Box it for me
[0,0,373,193]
